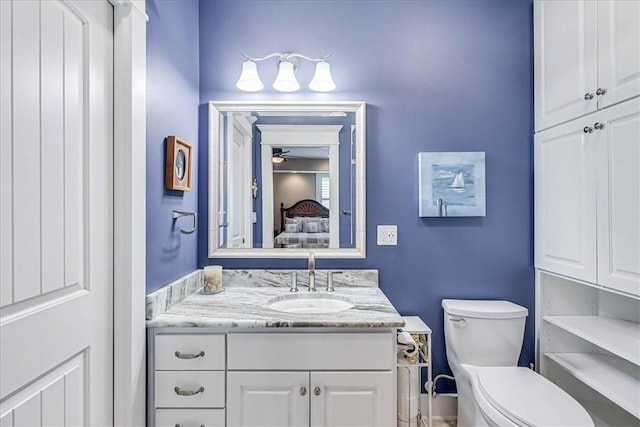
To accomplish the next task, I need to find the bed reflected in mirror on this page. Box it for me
[207,101,366,258]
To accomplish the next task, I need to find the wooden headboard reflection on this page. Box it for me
[280,199,329,232]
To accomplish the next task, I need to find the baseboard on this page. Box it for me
[421,393,457,421]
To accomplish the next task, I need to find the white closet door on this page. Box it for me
[534,114,597,282]
[534,0,597,131]
[597,0,640,109]
[0,1,113,424]
[597,99,640,296]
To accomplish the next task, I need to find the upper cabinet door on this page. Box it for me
[535,0,598,132]
[597,1,640,109]
[534,113,598,282]
[596,99,640,296]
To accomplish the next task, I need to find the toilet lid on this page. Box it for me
[477,367,593,427]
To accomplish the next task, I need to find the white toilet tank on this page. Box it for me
[442,299,528,367]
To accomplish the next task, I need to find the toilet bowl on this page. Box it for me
[442,299,594,427]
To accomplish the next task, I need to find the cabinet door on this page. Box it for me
[597,1,640,109]
[227,371,309,427]
[534,0,597,131]
[310,371,395,427]
[596,99,640,295]
[534,114,598,282]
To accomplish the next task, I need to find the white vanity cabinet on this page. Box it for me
[534,0,640,132]
[226,331,396,427]
[148,329,397,427]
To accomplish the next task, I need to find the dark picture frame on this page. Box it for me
[165,136,193,191]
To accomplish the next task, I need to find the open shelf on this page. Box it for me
[545,352,639,418]
[543,316,640,365]
[581,400,640,427]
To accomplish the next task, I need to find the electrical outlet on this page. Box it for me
[377,225,398,246]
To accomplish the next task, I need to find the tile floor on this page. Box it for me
[431,420,457,427]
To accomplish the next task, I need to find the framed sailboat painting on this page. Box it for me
[418,152,486,217]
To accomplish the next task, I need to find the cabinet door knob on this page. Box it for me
[174,386,205,396]
[313,386,321,396]
[583,126,594,133]
[174,350,205,359]
[596,88,607,96]
[594,122,605,130]
[584,93,594,100]
[299,386,307,396]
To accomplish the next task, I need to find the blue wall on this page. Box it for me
[196,0,534,391]
[146,0,200,293]
[143,0,534,395]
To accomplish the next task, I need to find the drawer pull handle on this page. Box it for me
[174,350,205,359]
[314,386,321,396]
[174,386,205,396]
[175,425,204,427]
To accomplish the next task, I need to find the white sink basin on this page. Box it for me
[266,294,354,314]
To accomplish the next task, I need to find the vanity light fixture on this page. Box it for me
[236,52,336,93]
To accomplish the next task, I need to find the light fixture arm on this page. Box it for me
[241,52,332,63]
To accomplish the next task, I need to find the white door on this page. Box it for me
[534,0,597,131]
[310,371,395,427]
[1,0,113,425]
[227,371,309,427]
[227,114,253,248]
[596,99,640,296]
[597,0,640,109]
[534,113,598,282]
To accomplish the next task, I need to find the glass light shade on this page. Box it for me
[309,61,336,92]
[272,61,300,92]
[272,155,285,164]
[236,60,264,92]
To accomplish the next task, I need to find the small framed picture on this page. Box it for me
[165,136,193,191]
[418,151,486,217]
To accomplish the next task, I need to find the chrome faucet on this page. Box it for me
[308,253,316,291]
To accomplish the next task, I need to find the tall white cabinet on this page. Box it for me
[534,1,640,425]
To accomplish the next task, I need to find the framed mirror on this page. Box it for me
[208,101,366,258]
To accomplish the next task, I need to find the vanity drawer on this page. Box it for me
[227,332,394,370]
[155,334,225,370]
[155,371,225,408]
[155,408,225,427]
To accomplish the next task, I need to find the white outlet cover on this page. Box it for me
[377,225,398,246]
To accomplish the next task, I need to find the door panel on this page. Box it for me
[597,1,640,109]
[227,371,309,427]
[0,0,113,424]
[597,100,640,295]
[534,0,597,131]
[534,114,597,282]
[310,371,395,427]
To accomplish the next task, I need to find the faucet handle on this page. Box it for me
[327,271,343,292]
[289,272,298,292]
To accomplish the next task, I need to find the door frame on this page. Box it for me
[111,0,147,426]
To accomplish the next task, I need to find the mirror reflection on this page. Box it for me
[208,102,366,258]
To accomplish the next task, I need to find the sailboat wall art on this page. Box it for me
[418,152,486,217]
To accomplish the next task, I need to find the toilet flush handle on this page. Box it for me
[448,317,467,326]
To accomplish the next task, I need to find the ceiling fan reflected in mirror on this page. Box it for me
[272,147,289,164]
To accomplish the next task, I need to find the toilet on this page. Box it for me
[442,299,594,427]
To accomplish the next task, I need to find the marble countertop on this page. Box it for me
[146,285,404,329]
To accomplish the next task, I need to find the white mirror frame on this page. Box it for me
[208,101,366,258]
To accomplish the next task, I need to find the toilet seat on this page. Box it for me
[473,367,594,427]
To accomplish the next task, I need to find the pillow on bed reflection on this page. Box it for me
[285,223,298,233]
[303,222,322,233]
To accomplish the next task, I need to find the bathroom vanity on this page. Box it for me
[146,270,404,427]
